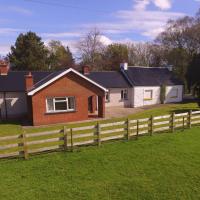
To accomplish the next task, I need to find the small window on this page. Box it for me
[170,88,178,98]
[121,89,128,100]
[105,91,110,102]
[46,97,75,113]
[144,90,153,100]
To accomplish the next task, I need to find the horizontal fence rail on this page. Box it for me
[1,110,200,160]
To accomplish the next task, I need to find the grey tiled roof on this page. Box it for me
[0,71,51,92]
[122,67,183,86]
[0,67,183,93]
[86,71,131,88]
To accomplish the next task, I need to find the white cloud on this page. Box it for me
[153,0,171,10]
[142,27,165,38]
[99,35,112,45]
[0,28,24,35]
[83,0,184,39]
[0,6,32,15]
[0,44,11,55]
[41,32,81,38]
[133,0,172,11]
[134,0,150,11]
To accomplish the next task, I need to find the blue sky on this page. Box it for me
[0,0,199,55]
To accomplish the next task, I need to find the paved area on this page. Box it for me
[105,104,164,119]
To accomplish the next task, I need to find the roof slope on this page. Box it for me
[122,67,183,86]
[28,68,108,95]
[0,71,51,92]
[86,71,131,88]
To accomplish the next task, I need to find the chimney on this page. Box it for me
[25,72,34,91]
[0,61,9,75]
[120,62,128,71]
[166,65,173,71]
[82,65,90,75]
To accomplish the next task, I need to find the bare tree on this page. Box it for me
[77,28,105,70]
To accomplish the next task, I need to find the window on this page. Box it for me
[46,97,75,113]
[105,91,110,102]
[121,89,128,100]
[170,88,178,98]
[144,90,153,100]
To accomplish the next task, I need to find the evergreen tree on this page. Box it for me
[8,31,49,71]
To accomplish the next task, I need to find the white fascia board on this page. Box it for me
[28,68,108,96]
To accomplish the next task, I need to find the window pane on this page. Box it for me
[106,92,110,101]
[121,90,124,99]
[47,98,54,111]
[68,97,75,110]
[55,101,67,110]
[171,89,178,97]
[55,97,66,101]
[144,90,153,99]
[124,90,128,99]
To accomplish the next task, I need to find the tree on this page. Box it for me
[48,40,74,70]
[186,54,200,94]
[127,43,166,67]
[77,28,105,70]
[155,12,200,90]
[165,48,191,88]
[102,43,129,71]
[8,31,49,71]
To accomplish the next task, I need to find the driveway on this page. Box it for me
[105,104,164,119]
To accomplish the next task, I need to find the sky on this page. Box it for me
[0,0,199,56]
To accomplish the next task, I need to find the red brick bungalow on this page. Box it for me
[27,68,107,126]
[0,63,107,126]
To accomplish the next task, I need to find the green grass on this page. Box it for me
[0,102,199,136]
[1,127,200,200]
[128,102,199,119]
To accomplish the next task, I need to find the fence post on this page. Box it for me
[126,118,130,140]
[97,122,101,146]
[63,126,68,151]
[22,130,29,160]
[183,116,185,130]
[188,110,192,129]
[136,120,139,139]
[171,112,175,133]
[70,128,73,152]
[149,116,153,136]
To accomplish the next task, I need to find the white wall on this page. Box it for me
[165,85,183,103]
[105,88,132,107]
[133,86,161,108]
[0,92,27,119]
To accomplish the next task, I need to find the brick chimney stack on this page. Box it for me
[25,72,34,91]
[82,65,90,75]
[0,61,9,75]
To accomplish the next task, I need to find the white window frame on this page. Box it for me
[144,90,153,101]
[105,91,110,102]
[46,97,75,113]
[170,88,179,99]
[121,89,128,100]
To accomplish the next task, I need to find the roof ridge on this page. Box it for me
[128,66,166,69]
[9,70,53,73]
[91,71,119,73]
[32,71,57,87]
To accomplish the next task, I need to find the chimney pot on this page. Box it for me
[0,61,9,75]
[120,62,128,71]
[82,65,90,75]
[25,72,34,91]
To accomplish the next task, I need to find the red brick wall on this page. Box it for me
[31,72,105,126]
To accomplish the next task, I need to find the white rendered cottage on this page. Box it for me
[86,63,183,108]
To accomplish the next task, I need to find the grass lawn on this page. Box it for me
[1,127,200,200]
[0,102,199,136]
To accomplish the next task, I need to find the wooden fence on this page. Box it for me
[1,110,200,160]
